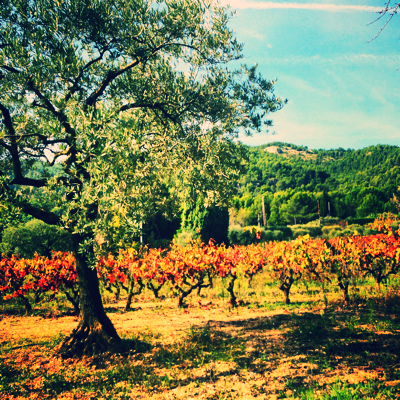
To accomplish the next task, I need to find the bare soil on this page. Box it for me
[1,294,400,399]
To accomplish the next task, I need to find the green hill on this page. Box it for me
[231,143,400,227]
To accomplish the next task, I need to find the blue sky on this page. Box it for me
[219,0,400,150]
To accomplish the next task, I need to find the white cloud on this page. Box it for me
[220,1,382,13]
[279,75,330,97]
[258,54,400,66]
[240,112,400,150]
[239,27,266,40]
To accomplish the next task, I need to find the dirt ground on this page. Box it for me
[1,295,400,399]
[0,299,291,345]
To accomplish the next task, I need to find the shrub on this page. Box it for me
[262,230,275,242]
[391,221,400,233]
[289,222,322,238]
[321,225,343,239]
[228,226,291,245]
[0,219,74,258]
[292,228,309,239]
[174,230,198,247]
[271,230,285,241]
[320,216,341,225]
[228,225,255,245]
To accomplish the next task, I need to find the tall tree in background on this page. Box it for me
[180,195,229,245]
[280,192,317,225]
[0,0,286,357]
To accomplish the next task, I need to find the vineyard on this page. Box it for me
[1,215,400,399]
[1,215,400,313]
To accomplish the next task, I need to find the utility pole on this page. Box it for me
[318,200,321,225]
[262,196,267,226]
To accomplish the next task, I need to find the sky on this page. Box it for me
[218,0,400,150]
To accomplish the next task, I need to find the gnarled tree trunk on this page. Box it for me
[58,237,124,358]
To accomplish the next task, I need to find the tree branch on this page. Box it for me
[119,101,168,113]
[368,1,400,42]
[85,39,210,109]
[28,82,77,139]
[0,177,57,223]
[3,133,69,148]
[0,102,17,138]
[120,100,182,129]
[85,58,141,107]
[64,44,111,104]
[9,175,46,187]
[0,65,22,74]
[0,102,46,187]
[19,201,60,225]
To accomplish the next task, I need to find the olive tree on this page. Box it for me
[0,0,286,357]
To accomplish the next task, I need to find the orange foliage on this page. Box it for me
[1,215,400,309]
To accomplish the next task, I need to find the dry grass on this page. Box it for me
[1,279,400,399]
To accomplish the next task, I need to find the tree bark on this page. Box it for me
[176,280,203,308]
[63,288,80,315]
[58,236,123,358]
[147,281,163,299]
[338,279,350,305]
[283,288,291,305]
[125,277,144,311]
[279,276,294,305]
[227,275,237,307]
[20,295,32,313]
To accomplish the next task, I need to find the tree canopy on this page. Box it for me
[0,0,286,357]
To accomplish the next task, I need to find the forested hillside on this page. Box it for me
[231,142,400,226]
[3,143,399,245]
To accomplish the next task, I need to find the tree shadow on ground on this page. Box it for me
[205,302,400,382]
[2,300,400,399]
